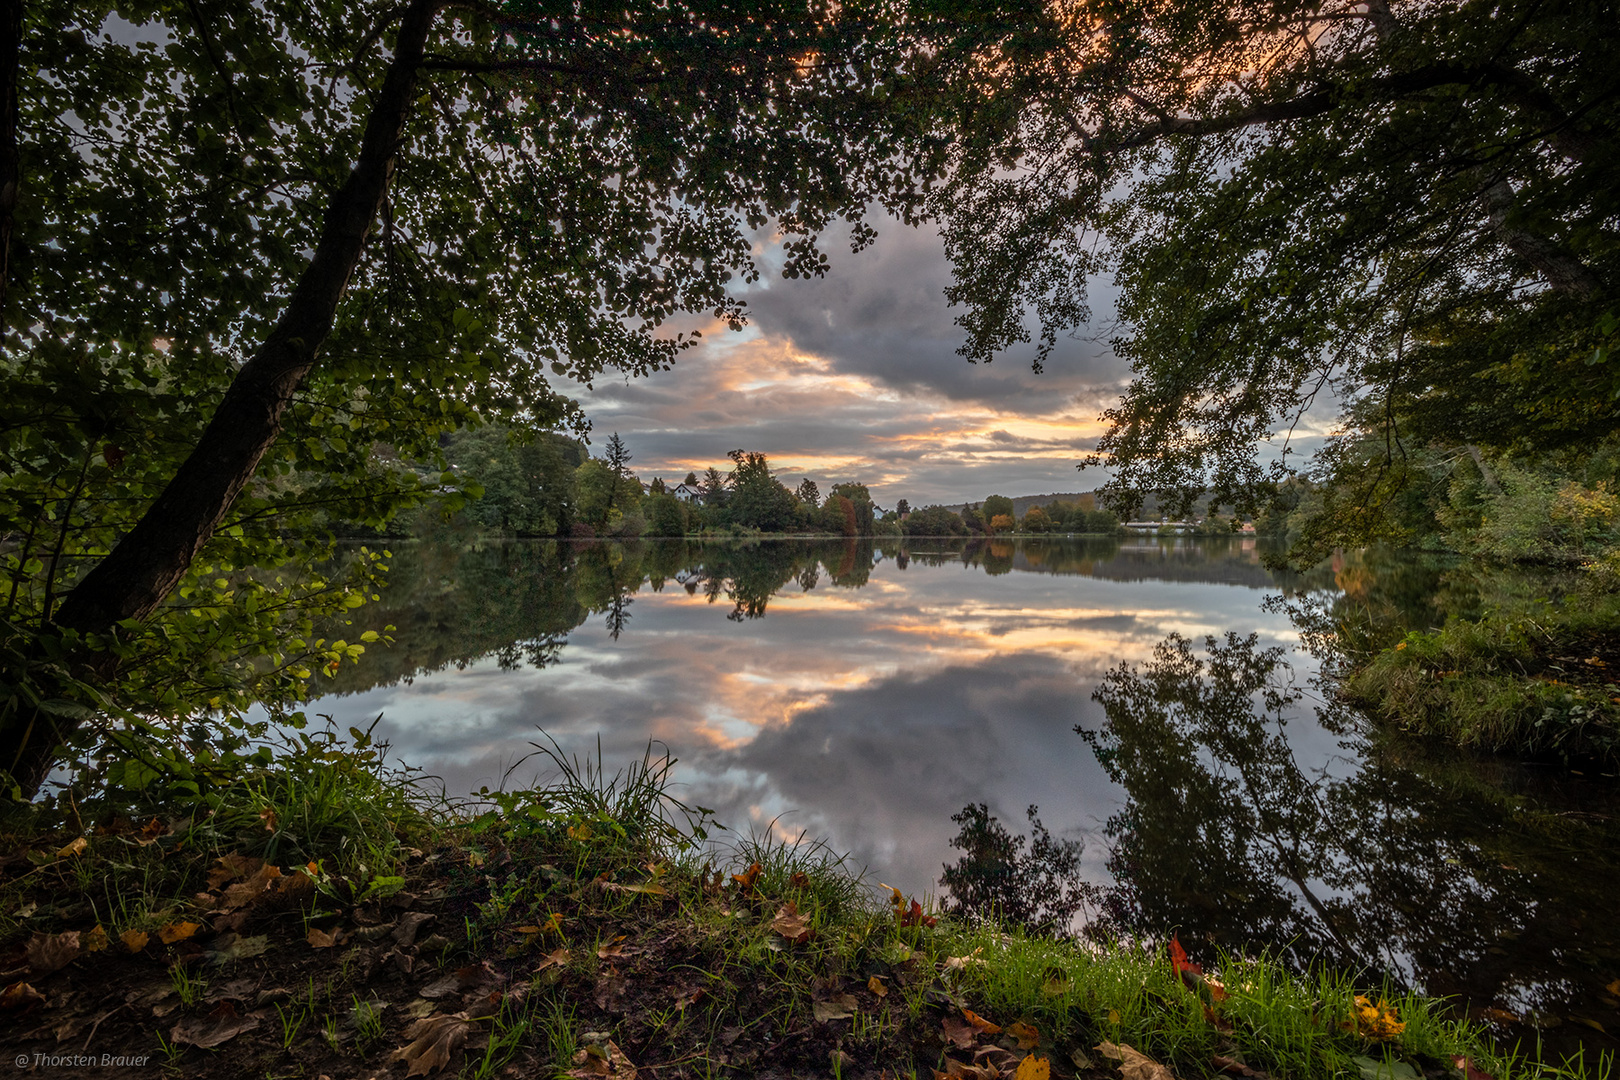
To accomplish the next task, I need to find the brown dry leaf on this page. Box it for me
[306,926,345,949]
[218,862,283,912]
[789,871,810,888]
[533,947,571,974]
[934,1061,1000,1080]
[392,1012,476,1077]
[1213,1054,1264,1077]
[868,975,889,998]
[569,1038,638,1078]
[405,998,437,1019]
[157,920,202,945]
[1007,1020,1041,1050]
[2,981,46,1009]
[26,930,81,975]
[206,933,269,963]
[120,929,149,954]
[1015,1055,1052,1080]
[1097,1041,1177,1080]
[731,862,762,891]
[594,970,627,1013]
[82,925,109,953]
[207,854,262,890]
[136,818,168,845]
[56,836,88,859]
[942,1016,980,1048]
[770,902,812,944]
[596,937,632,960]
[1042,967,1071,996]
[170,1001,262,1048]
[259,807,278,832]
[813,993,858,1022]
[393,912,435,948]
[673,986,704,1010]
[419,963,500,1000]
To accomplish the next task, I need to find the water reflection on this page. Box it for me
[1081,630,1620,1055]
[306,537,1620,1054]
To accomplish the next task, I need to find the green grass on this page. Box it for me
[3,729,1614,1080]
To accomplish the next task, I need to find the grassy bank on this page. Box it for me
[0,736,1608,1080]
[1339,564,1620,769]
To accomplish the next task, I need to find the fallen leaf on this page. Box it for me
[596,938,633,961]
[594,967,627,1010]
[813,993,858,1022]
[1007,1020,1041,1050]
[2,981,46,1009]
[392,1012,475,1076]
[943,1016,980,1048]
[1214,1054,1265,1077]
[901,897,938,928]
[533,947,571,973]
[170,1001,262,1048]
[789,871,810,888]
[207,933,269,963]
[1453,1056,1498,1080]
[136,818,168,845]
[868,975,889,998]
[393,912,435,948]
[1353,1055,1420,1080]
[731,862,762,891]
[56,836,88,859]
[217,862,282,912]
[771,902,812,944]
[935,1061,1000,1080]
[406,998,437,1019]
[1351,996,1406,1040]
[420,963,501,1000]
[1170,935,1202,979]
[207,854,262,890]
[26,930,81,975]
[1098,1041,1177,1080]
[157,920,202,945]
[963,1009,1000,1035]
[1041,967,1070,996]
[1107,1008,1122,1026]
[673,986,704,1009]
[1607,980,1620,996]
[569,1038,637,1078]
[1016,1056,1052,1080]
[120,929,149,954]
[83,925,109,953]
[259,807,278,832]
[307,926,345,949]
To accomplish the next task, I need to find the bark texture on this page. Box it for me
[4,0,440,798]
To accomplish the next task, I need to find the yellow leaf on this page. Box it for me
[868,975,888,998]
[158,920,201,945]
[83,926,109,953]
[1108,1009,1122,1026]
[1016,1056,1052,1080]
[56,836,88,859]
[120,929,149,954]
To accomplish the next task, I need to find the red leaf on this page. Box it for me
[1169,935,1203,980]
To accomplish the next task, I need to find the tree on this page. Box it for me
[447,425,584,535]
[990,513,1015,534]
[795,478,821,509]
[981,495,1014,524]
[724,450,799,531]
[2,0,945,794]
[932,0,1619,519]
[902,504,967,536]
[649,477,666,496]
[699,467,729,508]
[643,492,689,537]
[896,498,910,516]
[828,482,875,534]
[683,472,700,489]
[1021,505,1053,533]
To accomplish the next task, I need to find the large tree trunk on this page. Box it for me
[2,0,440,798]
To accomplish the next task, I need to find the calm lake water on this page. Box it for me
[308,536,1620,1055]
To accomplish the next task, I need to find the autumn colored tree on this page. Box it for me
[990,513,1016,534]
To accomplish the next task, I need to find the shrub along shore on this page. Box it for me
[0,737,1606,1080]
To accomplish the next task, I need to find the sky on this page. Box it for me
[554,214,1137,509]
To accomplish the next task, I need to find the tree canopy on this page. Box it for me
[932,0,1618,516]
[0,0,953,794]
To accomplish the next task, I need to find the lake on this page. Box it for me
[307,536,1620,1056]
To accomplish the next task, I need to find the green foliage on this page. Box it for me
[931,0,1619,516]
[939,803,1095,938]
[445,426,585,536]
[901,504,967,536]
[643,493,691,537]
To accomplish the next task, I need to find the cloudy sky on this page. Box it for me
[555,215,1135,509]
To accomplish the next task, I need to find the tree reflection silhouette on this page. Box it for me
[1080,631,1620,1052]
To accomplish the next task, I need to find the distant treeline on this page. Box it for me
[413,427,1147,539]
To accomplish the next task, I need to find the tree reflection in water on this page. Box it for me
[1079,631,1620,1055]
